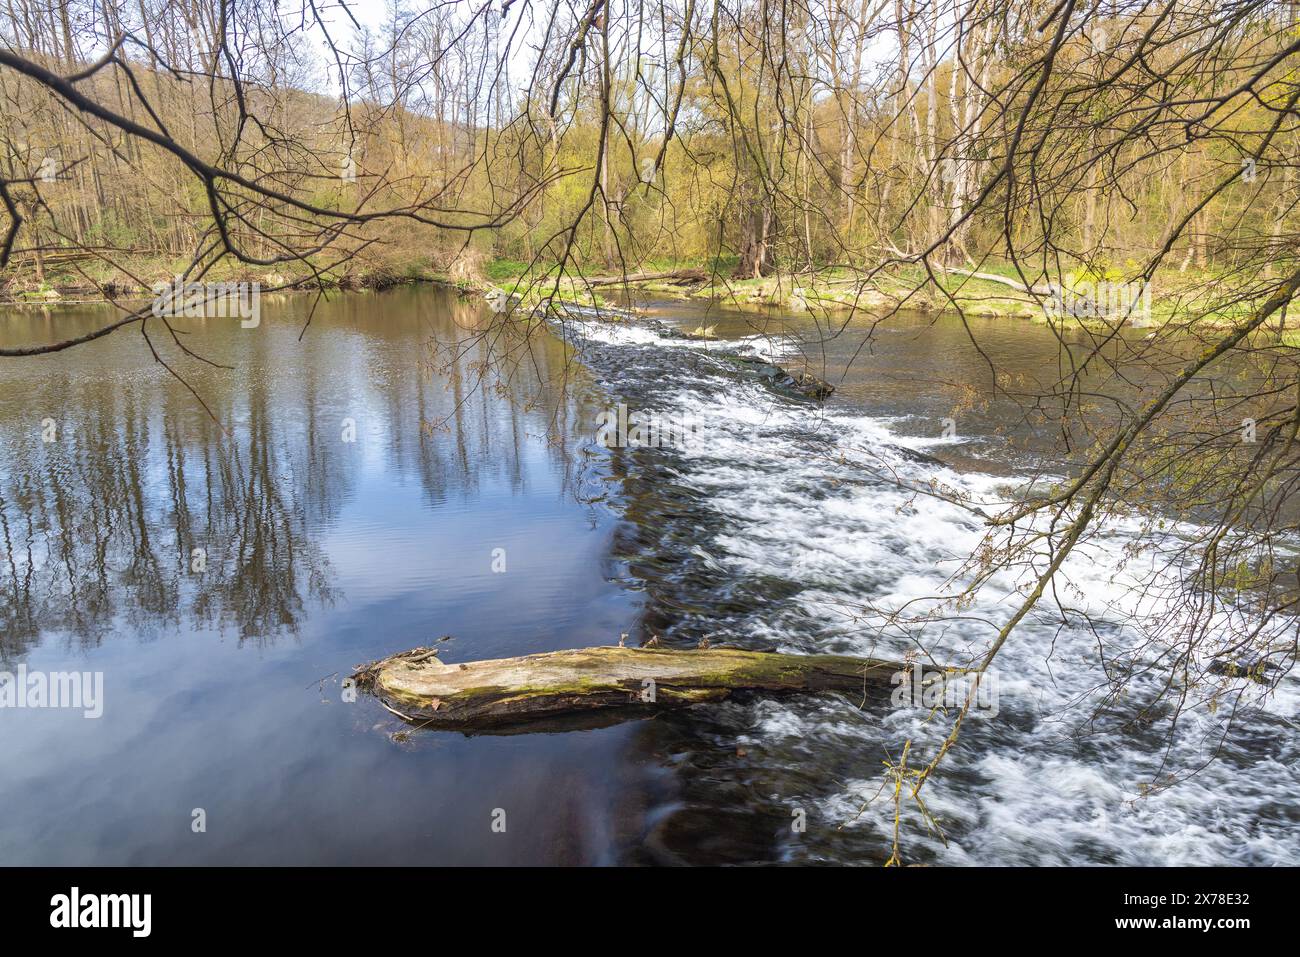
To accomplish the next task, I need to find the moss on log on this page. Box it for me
[353,644,922,730]
[585,269,708,287]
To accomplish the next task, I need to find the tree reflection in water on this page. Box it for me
[0,287,591,660]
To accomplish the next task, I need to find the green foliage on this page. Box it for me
[486,259,526,281]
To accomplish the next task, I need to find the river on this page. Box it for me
[1,285,1296,865]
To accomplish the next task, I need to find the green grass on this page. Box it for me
[11,250,1278,329]
[485,258,527,282]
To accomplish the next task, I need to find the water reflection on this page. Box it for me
[10,285,1289,866]
[0,287,652,866]
[0,288,597,658]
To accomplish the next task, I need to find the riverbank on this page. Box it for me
[489,261,1290,339]
[0,254,481,307]
[3,253,1285,339]
[487,261,1039,318]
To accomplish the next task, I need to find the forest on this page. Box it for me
[1,1,1295,303]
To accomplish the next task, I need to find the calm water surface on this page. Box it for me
[1,286,1296,865]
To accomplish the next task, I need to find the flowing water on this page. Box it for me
[1,286,1296,865]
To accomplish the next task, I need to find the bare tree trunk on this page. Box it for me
[737,199,773,278]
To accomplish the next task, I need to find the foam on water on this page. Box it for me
[563,315,1300,865]
[561,313,797,360]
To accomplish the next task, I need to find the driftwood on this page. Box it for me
[585,269,708,287]
[354,644,920,731]
[942,266,1051,295]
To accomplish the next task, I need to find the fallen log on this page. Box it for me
[585,269,708,287]
[941,266,1052,296]
[354,644,926,730]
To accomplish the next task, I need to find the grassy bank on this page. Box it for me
[0,252,481,306]
[480,258,1276,332]
[4,253,1288,342]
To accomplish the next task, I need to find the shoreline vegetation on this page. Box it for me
[3,255,1292,340]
